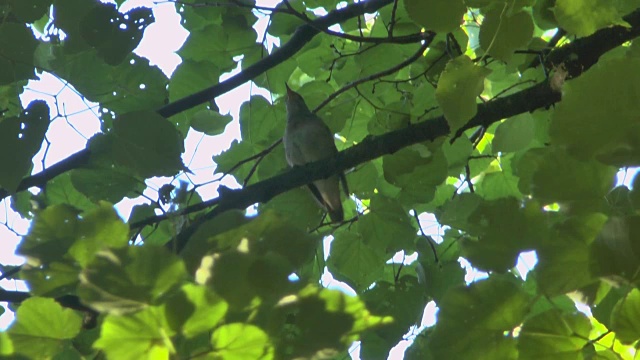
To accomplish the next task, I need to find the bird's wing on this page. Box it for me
[340,173,349,196]
[293,117,338,164]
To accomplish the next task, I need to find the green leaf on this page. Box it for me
[554,0,631,37]
[533,0,559,30]
[180,210,250,273]
[360,276,427,358]
[80,4,153,66]
[70,168,143,203]
[428,277,530,359]
[346,162,379,199]
[492,113,535,153]
[421,260,466,302]
[356,44,408,78]
[535,213,607,295]
[67,202,129,267]
[267,1,306,38]
[517,147,616,203]
[191,212,320,307]
[403,0,466,33]
[17,204,81,265]
[249,44,297,94]
[550,57,640,165]
[239,95,285,147]
[260,187,325,230]
[213,139,258,183]
[272,285,392,358]
[461,198,544,272]
[436,56,491,131]
[181,9,255,65]
[46,173,97,212]
[46,50,168,116]
[437,192,482,231]
[591,285,625,328]
[164,283,228,339]
[327,231,386,292]
[93,111,186,178]
[204,251,261,311]
[358,195,417,254]
[0,22,38,84]
[78,246,187,314]
[168,59,221,130]
[479,7,534,61]
[211,323,274,360]
[94,306,175,360]
[382,147,448,205]
[0,101,49,192]
[476,161,524,201]
[8,297,82,359]
[590,216,640,284]
[296,40,336,78]
[190,109,233,135]
[0,331,13,356]
[518,309,592,359]
[8,0,50,23]
[610,288,640,344]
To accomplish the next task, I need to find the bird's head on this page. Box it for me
[284,83,311,116]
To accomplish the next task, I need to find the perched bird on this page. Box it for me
[283,84,348,223]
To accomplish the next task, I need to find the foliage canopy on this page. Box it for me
[1,0,640,359]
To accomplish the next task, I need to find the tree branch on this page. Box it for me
[173,78,562,252]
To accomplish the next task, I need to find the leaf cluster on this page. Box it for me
[1,0,640,359]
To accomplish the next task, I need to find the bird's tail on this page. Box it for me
[326,201,344,223]
[311,176,344,223]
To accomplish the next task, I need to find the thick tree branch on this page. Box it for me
[173,79,561,252]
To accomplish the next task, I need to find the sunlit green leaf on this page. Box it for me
[8,297,82,359]
[94,306,175,360]
[554,0,631,37]
[78,246,187,314]
[436,56,491,131]
[519,309,591,359]
[211,323,274,360]
[611,288,640,344]
[479,7,534,61]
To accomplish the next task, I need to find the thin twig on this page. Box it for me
[218,139,282,182]
[313,38,434,112]
[413,210,438,263]
[388,0,400,36]
[282,0,427,44]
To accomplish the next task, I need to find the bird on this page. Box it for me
[283,83,348,223]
